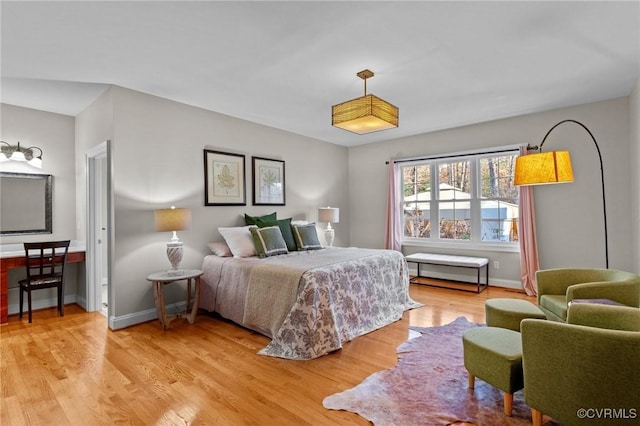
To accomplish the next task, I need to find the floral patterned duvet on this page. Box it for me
[200,247,419,359]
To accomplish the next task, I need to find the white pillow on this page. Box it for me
[208,241,232,257]
[291,220,309,226]
[218,225,258,257]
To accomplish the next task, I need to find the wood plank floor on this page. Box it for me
[1,282,533,425]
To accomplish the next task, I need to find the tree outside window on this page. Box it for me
[401,150,519,245]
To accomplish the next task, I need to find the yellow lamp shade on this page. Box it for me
[154,207,192,232]
[514,151,574,186]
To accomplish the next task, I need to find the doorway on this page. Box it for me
[86,141,112,325]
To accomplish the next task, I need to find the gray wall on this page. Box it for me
[1,104,77,243]
[348,97,636,287]
[76,86,349,327]
[75,88,114,243]
[74,88,114,306]
[0,103,83,312]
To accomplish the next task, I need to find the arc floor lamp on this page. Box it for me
[514,119,608,268]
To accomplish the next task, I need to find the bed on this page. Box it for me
[199,247,419,359]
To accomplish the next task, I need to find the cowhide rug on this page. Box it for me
[323,316,559,425]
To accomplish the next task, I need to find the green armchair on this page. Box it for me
[521,304,640,426]
[536,268,640,322]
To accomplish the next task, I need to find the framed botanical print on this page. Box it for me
[252,156,285,205]
[204,150,246,206]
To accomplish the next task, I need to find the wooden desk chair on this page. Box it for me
[19,240,70,323]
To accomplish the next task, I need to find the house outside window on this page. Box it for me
[401,149,519,251]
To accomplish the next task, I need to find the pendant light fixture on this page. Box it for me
[332,69,399,135]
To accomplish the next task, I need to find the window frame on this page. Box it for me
[400,147,520,253]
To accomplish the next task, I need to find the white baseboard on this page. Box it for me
[8,294,78,315]
[76,296,87,310]
[8,293,187,330]
[109,307,157,329]
[483,278,522,290]
[109,301,187,330]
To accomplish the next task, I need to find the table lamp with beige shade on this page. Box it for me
[155,206,192,274]
[318,206,339,247]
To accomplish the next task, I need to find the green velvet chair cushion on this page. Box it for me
[538,295,568,322]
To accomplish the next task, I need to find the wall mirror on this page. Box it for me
[0,172,52,235]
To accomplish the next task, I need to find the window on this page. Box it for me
[401,149,519,248]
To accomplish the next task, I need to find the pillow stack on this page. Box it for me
[212,213,324,258]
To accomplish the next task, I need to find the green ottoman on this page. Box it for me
[462,326,523,416]
[485,298,546,332]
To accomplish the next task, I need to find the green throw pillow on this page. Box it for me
[292,223,323,250]
[255,217,296,252]
[250,226,289,258]
[244,212,277,226]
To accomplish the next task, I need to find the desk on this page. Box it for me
[147,269,203,330]
[0,242,86,325]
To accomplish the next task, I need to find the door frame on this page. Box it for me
[86,140,113,326]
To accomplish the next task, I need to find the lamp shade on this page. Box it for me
[28,156,42,169]
[332,94,399,135]
[154,207,192,232]
[10,150,26,161]
[318,207,339,223]
[514,151,574,186]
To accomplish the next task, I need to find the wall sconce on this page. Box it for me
[0,141,43,168]
[155,206,192,274]
[318,206,339,247]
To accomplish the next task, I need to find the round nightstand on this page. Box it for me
[146,269,203,330]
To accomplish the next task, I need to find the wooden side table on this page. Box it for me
[146,269,203,330]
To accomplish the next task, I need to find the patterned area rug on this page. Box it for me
[323,317,558,425]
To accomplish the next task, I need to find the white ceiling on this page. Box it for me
[2,1,639,147]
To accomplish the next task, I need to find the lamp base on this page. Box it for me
[324,227,335,247]
[166,242,184,275]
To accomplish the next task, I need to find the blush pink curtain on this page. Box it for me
[518,145,540,296]
[384,161,402,251]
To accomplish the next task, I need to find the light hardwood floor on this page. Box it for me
[1,282,533,425]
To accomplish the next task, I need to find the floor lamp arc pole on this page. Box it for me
[537,119,609,269]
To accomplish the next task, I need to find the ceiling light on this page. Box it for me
[332,69,398,135]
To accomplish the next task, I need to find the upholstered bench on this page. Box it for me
[485,298,547,332]
[405,253,489,293]
[462,326,523,416]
